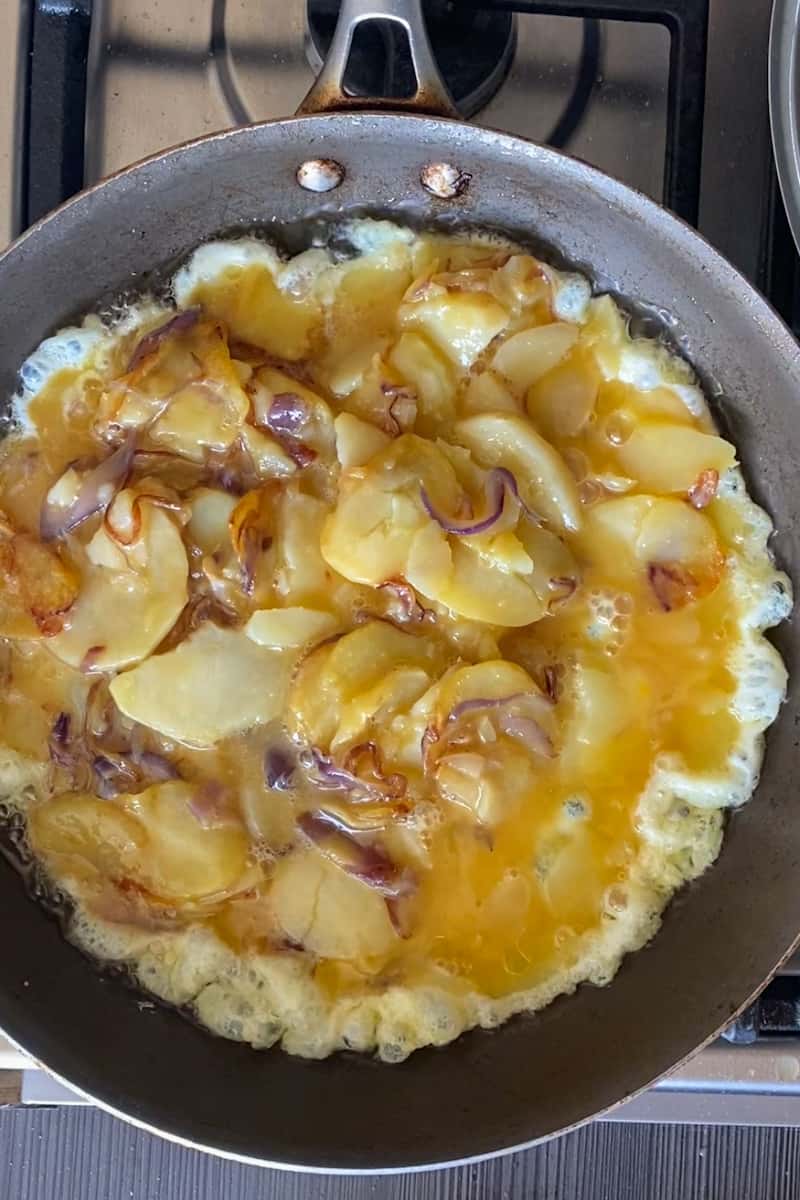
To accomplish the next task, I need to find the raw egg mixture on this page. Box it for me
[0,221,789,1060]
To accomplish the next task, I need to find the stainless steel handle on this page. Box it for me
[297,0,458,118]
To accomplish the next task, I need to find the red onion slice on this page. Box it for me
[266,393,310,437]
[92,754,137,800]
[40,431,137,542]
[131,748,180,782]
[420,467,529,537]
[342,742,407,800]
[297,810,415,899]
[378,579,431,625]
[543,665,560,703]
[688,468,719,510]
[127,307,201,371]
[498,713,555,758]
[298,747,374,795]
[447,691,528,724]
[647,562,695,612]
[48,712,74,769]
[264,746,295,790]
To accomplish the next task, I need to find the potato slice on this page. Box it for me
[326,338,390,398]
[578,495,721,608]
[579,295,628,379]
[327,620,436,704]
[274,489,332,605]
[31,784,251,906]
[400,291,509,369]
[436,744,535,827]
[433,660,540,725]
[332,665,432,750]
[98,318,244,438]
[516,523,580,609]
[614,422,736,493]
[175,251,322,360]
[270,849,397,961]
[287,638,341,748]
[581,495,718,571]
[490,255,552,313]
[405,525,545,627]
[239,425,297,479]
[387,330,457,430]
[637,498,720,569]
[537,826,602,924]
[124,782,250,901]
[568,663,634,748]
[320,435,461,586]
[48,499,188,672]
[251,367,335,458]
[187,488,238,556]
[110,623,290,746]
[245,606,338,649]
[527,351,599,439]
[492,323,579,394]
[149,383,248,459]
[288,620,437,749]
[28,793,146,885]
[455,413,582,532]
[460,369,519,417]
[324,246,414,369]
[333,412,392,469]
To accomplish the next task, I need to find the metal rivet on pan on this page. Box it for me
[296,159,345,192]
[420,162,472,199]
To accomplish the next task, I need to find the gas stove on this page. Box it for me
[1,0,799,1125]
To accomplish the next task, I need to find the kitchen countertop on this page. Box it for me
[1,1108,800,1199]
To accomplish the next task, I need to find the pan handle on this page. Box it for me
[297,0,458,119]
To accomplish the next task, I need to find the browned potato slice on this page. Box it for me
[0,531,78,639]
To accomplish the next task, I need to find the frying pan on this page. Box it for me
[771,0,800,254]
[0,0,799,1173]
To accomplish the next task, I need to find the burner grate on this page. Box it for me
[20,0,707,226]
